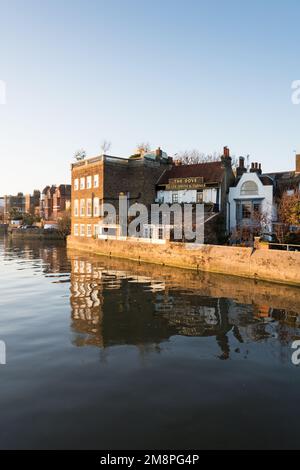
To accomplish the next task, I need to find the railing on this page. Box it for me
[268,243,300,251]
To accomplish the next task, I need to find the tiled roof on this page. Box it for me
[157,161,224,186]
[58,184,71,196]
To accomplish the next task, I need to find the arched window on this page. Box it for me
[240,181,258,195]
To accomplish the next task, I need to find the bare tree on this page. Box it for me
[274,190,300,243]
[74,148,86,161]
[175,150,221,165]
[230,208,270,246]
[136,142,151,155]
[101,140,111,154]
[57,210,71,239]
[277,190,300,226]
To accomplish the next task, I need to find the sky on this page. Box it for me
[1,0,300,195]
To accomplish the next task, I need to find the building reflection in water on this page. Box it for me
[69,255,300,362]
[2,234,300,365]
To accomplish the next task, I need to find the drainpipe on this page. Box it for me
[227,201,230,234]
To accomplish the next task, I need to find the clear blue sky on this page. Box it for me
[1,0,300,194]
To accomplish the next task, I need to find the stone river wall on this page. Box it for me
[67,236,300,286]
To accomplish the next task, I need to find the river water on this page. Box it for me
[0,236,300,449]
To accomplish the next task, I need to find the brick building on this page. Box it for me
[71,148,171,238]
[25,190,41,216]
[4,193,25,222]
[40,184,71,221]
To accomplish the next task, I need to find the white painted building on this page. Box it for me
[155,157,234,213]
[156,186,220,205]
[228,170,275,234]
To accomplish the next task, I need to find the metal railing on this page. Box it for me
[268,242,300,251]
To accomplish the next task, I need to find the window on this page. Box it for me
[87,224,92,237]
[172,192,178,203]
[144,227,153,238]
[74,224,79,236]
[86,176,92,189]
[94,174,99,188]
[196,190,203,203]
[80,177,85,190]
[86,198,92,217]
[74,199,79,217]
[253,203,261,214]
[80,224,85,237]
[80,199,85,217]
[286,189,294,196]
[94,224,99,238]
[74,179,79,191]
[93,197,99,217]
[241,181,258,195]
[242,202,252,219]
[158,228,164,239]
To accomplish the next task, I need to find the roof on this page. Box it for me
[157,161,224,186]
[42,186,50,195]
[259,175,274,186]
[233,173,274,187]
[57,184,71,196]
[265,170,300,196]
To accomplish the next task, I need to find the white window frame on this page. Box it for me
[172,192,179,203]
[94,174,99,188]
[74,224,79,236]
[240,181,258,196]
[74,199,79,217]
[87,224,92,237]
[93,224,99,238]
[80,199,85,217]
[87,176,92,189]
[74,179,79,191]
[93,197,99,217]
[80,177,85,190]
[86,198,92,217]
[80,224,85,237]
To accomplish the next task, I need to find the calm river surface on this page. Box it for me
[1,236,300,449]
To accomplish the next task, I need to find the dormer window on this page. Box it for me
[240,181,258,195]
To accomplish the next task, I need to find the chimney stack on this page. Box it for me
[156,147,162,159]
[250,162,262,175]
[237,156,247,177]
[223,146,230,158]
[296,154,300,174]
[221,146,232,169]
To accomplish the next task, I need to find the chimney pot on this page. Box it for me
[223,146,230,158]
[239,156,245,168]
[156,147,162,158]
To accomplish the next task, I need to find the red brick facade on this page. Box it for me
[71,152,171,238]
